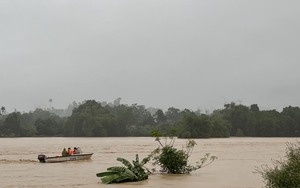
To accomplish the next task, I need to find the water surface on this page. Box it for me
[0,137,297,188]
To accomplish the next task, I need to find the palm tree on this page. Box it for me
[49,99,53,109]
[1,106,6,115]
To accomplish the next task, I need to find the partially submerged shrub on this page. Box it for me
[96,154,150,184]
[150,131,217,174]
[257,141,300,188]
[152,144,188,174]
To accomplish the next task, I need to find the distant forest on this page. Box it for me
[0,100,300,137]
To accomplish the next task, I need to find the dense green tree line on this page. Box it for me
[0,100,300,137]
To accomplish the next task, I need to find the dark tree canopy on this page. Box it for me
[1,101,300,138]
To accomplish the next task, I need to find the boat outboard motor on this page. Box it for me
[38,154,46,163]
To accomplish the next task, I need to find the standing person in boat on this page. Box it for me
[62,148,68,157]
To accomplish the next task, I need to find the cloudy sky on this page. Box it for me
[1,0,300,113]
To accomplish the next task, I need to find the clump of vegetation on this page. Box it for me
[96,154,150,184]
[257,141,300,188]
[96,130,217,184]
[150,130,217,174]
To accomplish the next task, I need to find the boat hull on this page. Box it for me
[38,153,93,163]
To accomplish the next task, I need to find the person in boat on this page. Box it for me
[74,147,80,154]
[68,147,74,155]
[62,148,68,157]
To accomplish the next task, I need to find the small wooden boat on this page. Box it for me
[38,153,93,163]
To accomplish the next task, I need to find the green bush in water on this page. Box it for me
[96,154,150,184]
[257,141,300,188]
[150,130,217,174]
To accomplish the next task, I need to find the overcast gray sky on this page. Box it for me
[1,0,300,113]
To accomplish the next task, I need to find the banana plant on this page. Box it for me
[96,154,150,184]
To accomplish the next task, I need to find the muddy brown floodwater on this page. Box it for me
[0,137,298,188]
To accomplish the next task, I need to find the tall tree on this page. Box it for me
[2,112,22,136]
[154,109,167,124]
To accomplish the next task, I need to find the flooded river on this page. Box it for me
[0,137,298,188]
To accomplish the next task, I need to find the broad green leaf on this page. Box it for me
[96,171,118,177]
[101,174,120,184]
[107,166,126,172]
[117,157,133,169]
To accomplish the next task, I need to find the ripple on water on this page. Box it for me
[0,159,38,164]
